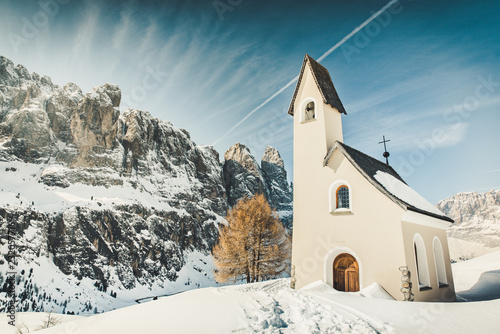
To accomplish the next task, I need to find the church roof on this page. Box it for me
[288,54,347,116]
[325,141,454,223]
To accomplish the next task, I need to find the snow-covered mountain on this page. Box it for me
[261,146,293,212]
[223,143,268,207]
[0,56,292,314]
[437,190,500,261]
[223,143,293,226]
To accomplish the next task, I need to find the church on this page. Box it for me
[289,54,456,302]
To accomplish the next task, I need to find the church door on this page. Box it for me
[333,253,359,292]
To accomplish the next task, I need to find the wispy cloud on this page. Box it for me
[70,3,100,71]
[343,65,500,155]
[211,0,400,146]
[467,186,500,193]
[480,96,500,109]
[112,7,134,51]
[346,110,470,155]
[483,169,500,174]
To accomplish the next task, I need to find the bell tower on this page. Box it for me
[288,54,347,289]
[287,54,346,154]
[288,54,346,170]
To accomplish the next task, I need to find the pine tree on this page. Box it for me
[212,194,291,283]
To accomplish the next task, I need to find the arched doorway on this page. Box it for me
[333,253,359,292]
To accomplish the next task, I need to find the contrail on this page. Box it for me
[212,0,399,146]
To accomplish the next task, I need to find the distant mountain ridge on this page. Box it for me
[0,55,292,314]
[438,190,500,260]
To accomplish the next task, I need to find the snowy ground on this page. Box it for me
[448,237,500,263]
[0,312,83,333]
[2,250,499,334]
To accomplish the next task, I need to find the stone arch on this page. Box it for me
[324,246,363,290]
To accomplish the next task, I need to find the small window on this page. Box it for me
[433,237,448,287]
[304,101,315,121]
[336,186,349,209]
[329,181,352,213]
[414,234,431,289]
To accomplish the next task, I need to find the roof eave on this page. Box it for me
[287,55,310,116]
[407,207,455,223]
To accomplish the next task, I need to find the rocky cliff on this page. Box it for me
[0,56,292,314]
[438,190,500,248]
[223,143,268,207]
[223,143,293,226]
[261,146,293,213]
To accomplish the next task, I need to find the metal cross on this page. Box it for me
[379,135,391,165]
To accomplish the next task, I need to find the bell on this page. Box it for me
[306,102,315,111]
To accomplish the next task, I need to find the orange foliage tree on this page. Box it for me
[212,194,291,283]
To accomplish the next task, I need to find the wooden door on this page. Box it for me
[333,253,359,292]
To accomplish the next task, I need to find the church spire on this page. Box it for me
[288,54,347,116]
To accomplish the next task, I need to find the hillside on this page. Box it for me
[0,55,292,314]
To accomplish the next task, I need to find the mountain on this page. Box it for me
[437,190,500,261]
[223,143,268,207]
[261,146,293,213]
[0,56,292,314]
[223,143,292,213]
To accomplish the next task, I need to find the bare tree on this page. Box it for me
[35,310,62,330]
[213,194,291,283]
[16,322,30,334]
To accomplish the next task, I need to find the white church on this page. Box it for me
[289,54,456,302]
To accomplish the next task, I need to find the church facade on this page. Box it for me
[289,54,456,302]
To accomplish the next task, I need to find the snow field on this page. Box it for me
[14,250,499,334]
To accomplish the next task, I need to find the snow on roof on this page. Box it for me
[374,171,445,217]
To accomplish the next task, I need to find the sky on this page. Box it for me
[0,0,499,204]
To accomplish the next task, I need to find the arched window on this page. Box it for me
[337,186,349,209]
[413,234,431,289]
[300,98,317,123]
[304,101,315,121]
[433,237,448,286]
[329,181,352,213]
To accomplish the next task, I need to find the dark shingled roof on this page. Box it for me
[325,141,454,223]
[288,54,347,116]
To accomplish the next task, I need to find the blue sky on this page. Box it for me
[0,0,499,203]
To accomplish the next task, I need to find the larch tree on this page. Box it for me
[212,194,291,284]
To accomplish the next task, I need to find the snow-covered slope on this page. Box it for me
[8,251,499,334]
[438,190,500,261]
[452,250,500,301]
[0,312,83,333]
